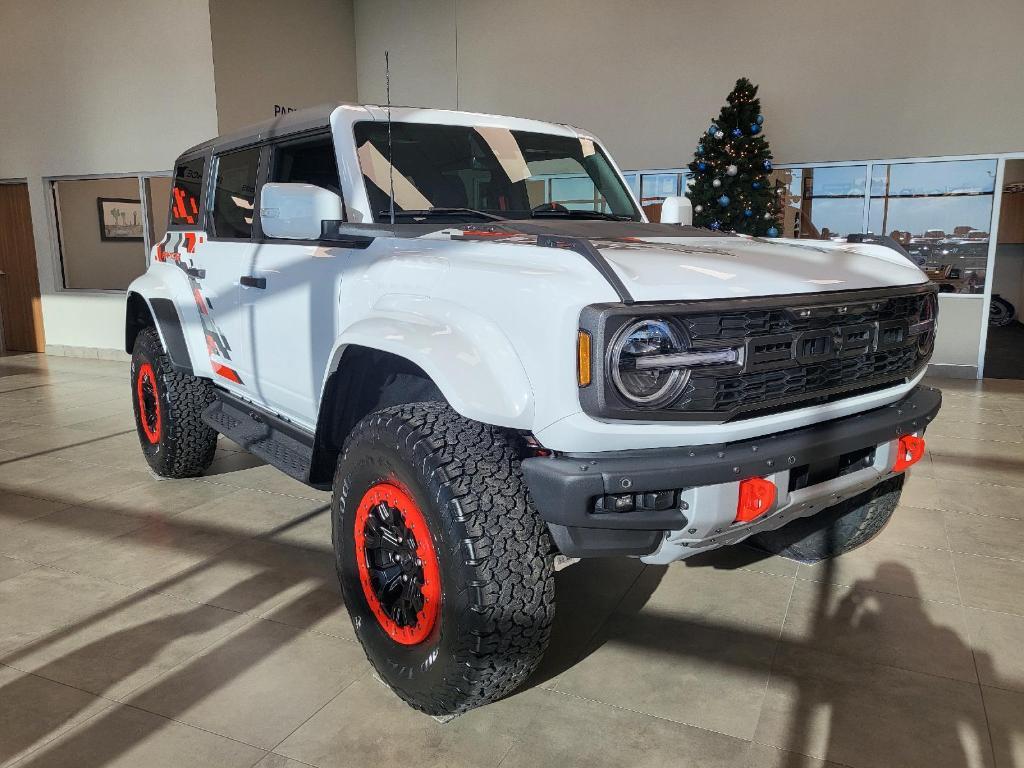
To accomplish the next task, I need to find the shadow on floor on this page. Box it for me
[1,502,335,766]
[0,483,1019,767]
[530,543,1011,767]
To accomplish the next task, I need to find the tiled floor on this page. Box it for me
[2,352,1024,768]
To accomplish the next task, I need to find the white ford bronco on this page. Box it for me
[126,103,941,715]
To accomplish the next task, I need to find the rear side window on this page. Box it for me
[271,134,341,196]
[170,157,205,227]
[211,147,261,239]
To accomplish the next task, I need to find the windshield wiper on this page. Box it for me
[381,207,506,221]
[530,209,633,221]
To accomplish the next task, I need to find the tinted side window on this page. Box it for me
[271,135,341,196]
[211,147,261,239]
[170,157,205,227]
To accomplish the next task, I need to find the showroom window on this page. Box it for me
[622,172,640,199]
[634,170,689,221]
[211,148,261,239]
[868,159,997,293]
[625,156,998,294]
[770,165,868,239]
[51,173,171,291]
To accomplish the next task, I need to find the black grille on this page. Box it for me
[667,291,932,418]
[682,346,919,414]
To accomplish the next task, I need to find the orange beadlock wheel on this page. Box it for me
[135,362,162,444]
[352,482,441,645]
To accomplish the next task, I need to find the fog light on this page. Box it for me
[892,434,926,473]
[735,477,777,523]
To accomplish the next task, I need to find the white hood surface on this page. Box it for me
[595,236,928,303]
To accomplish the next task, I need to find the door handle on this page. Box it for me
[240,275,266,289]
[185,267,206,279]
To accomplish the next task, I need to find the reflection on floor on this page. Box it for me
[2,353,1024,767]
[985,320,1024,380]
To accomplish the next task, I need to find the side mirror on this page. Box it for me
[659,196,693,226]
[260,183,344,240]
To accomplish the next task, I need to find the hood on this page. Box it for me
[434,220,928,303]
[595,235,928,302]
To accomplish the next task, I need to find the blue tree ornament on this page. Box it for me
[756,114,764,125]
[751,181,761,190]
[763,160,773,171]
[709,220,721,230]
[731,127,743,138]
[767,226,779,237]
[743,208,753,217]
[696,144,705,155]
[697,161,707,172]
[707,124,718,136]
[717,195,730,207]
[750,123,761,134]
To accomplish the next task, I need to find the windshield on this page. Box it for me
[353,121,641,222]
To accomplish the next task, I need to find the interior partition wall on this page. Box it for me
[625,154,1005,378]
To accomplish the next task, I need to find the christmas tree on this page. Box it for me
[687,77,780,236]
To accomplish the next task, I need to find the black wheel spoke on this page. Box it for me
[361,497,430,630]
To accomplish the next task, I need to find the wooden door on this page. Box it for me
[0,183,45,352]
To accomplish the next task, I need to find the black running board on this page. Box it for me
[202,391,318,485]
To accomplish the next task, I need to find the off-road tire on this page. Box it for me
[130,326,217,478]
[333,401,555,715]
[747,475,904,563]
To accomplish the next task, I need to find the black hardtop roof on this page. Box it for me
[178,102,359,160]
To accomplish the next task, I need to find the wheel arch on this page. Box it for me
[328,304,534,425]
[125,290,194,374]
[308,345,449,486]
[307,305,535,486]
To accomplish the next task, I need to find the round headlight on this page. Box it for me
[609,319,689,406]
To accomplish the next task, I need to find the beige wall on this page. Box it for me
[354,0,1024,170]
[211,0,359,134]
[53,178,148,292]
[355,0,457,110]
[0,0,219,352]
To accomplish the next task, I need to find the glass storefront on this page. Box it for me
[868,159,997,294]
[639,172,682,207]
[771,166,868,240]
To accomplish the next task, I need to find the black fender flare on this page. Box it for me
[125,293,193,374]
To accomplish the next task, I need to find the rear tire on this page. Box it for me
[130,327,217,478]
[333,402,555,715]
[746,475,904,563]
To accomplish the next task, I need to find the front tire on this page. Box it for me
[130,327,217,478]
[333,402,555,715]
[747,475,904,563]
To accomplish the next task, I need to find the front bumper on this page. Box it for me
[522,385,942,562]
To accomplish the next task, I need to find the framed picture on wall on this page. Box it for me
[96,197,144,241]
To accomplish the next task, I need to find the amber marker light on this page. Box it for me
[577,330,592,387]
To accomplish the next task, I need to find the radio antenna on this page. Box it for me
[386,50,395,226]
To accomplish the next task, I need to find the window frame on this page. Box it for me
[205,144,264,243]
[44,170,172,294]
[259,130,346,243]
[167,153,210,232]
[350,119,641,223]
